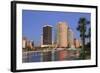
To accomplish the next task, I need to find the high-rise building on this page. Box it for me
[42,25,52,47]
[56,22,68,48]
[68,28,75,48]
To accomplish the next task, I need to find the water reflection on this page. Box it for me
[22,48,81,63]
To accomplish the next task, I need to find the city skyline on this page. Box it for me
[22,23,81,48]
[22,10,91,46]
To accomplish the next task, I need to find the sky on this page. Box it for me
[22,10,91,46]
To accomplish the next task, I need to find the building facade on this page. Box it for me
[74,39,80,48]
[22,37,27,49]
[68,28,75,48]
[56,22,68,48]
[42,25,52,47]
[22,37,34,50]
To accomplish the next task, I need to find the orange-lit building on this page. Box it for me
[56,22,68,48]
[74,39,80,48]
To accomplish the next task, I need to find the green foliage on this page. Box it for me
[77,17,90,59]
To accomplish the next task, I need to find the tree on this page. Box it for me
[77,17,90,59]
[88,27,91,44]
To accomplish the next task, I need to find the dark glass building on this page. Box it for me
[43,25,52,45]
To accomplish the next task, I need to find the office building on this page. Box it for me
[56,22,68,48]
[42,25,52,47]
[68,28,75,48]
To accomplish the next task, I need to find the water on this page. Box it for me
[22,51,42,62]
[22,48,81,63]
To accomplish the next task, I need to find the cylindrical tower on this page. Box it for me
[57,22,68,48]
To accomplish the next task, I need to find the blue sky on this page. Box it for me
[22,10,91,46]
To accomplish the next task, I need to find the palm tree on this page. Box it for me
[77,17,90,59]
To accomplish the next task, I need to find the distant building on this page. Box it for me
[68,28,75,48]
[42,25,52,47]
[26,40,34,50]
[40,34,43,47]
[74,39,80,48]
[31,41,34,48]
[22,37,27,49]
[56,22,68,48]
[22,37,34,50]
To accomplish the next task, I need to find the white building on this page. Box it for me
[68,28,75,48]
